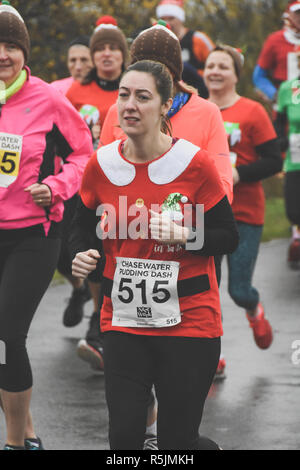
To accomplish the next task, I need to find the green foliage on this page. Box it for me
[9,0,289,92]
[12,0,99,81]
[186,0,288,99]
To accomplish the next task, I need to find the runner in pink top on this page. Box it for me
[0,4,93,451]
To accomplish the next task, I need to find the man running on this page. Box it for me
[253,0,300,103]
[156,0,214,98]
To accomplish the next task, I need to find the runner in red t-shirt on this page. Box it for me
[204,45,282,377]
[78,22,232,449]
[71,59,238,450]
[64,18,129,361]
[253,1,300,103]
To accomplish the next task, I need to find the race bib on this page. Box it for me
[111,257,181,328]
[290,134,300,164]
[0,133,23,188]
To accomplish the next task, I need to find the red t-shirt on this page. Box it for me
[80,139,225,338]
[66,80,118,127]
[221,97,277,225]
[257,30,300,83]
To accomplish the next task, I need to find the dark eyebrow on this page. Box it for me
[119,86,152,94]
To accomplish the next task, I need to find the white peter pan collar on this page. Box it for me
[97,139,200,186]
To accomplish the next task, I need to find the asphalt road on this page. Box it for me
[0,238,299,450]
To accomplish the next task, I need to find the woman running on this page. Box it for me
[204,45,282,370]
[72,59,238,450]
[0,3,93,450]
[65,17,129,369]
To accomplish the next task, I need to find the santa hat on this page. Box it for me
[156,0,185,22]
[285,1,300,34]
[288,1,300,12]
[95,15,118,27]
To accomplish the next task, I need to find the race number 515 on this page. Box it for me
[118,278,171,305]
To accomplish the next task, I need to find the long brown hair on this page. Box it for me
[123,60,174,136]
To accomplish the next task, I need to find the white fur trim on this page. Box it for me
[156,4,185,22]
[284,28,300,45]
[290,3,300,12]
[0,5,24,22]
[94,23,119,33]
[97,141,136,186]
[148,139,200,184]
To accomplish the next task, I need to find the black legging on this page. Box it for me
[103,331,220,450]
[284,171,300,226]
[0,225,61,392]
[57,194,79,277]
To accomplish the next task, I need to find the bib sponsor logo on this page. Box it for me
[137,307,152,318]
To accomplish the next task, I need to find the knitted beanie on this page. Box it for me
[90,16,128,65]
[0,1,30,62]
[130,21,183,82]
[156,0,185,22]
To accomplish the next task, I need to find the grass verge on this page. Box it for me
[262,197,290,242]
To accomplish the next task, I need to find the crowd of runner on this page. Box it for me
[0,0,299,451]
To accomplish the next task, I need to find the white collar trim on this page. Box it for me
[148,139,200,184]
[97,141,136,186]
[97,139,200,186]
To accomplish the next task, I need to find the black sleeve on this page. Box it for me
[185,196,239,256]
[69,197,103,262]
[273,111,289,152]
[236,138,282,183]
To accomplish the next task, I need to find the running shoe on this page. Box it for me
[24,437,44,450]
[287,238,300,270]
[63,279,91,327]
[214,356,226,381]
[77,338,104,371]
[3,444,25,450]
[77,310,104,371]
[246,303,273,350]
[143,432,158,450]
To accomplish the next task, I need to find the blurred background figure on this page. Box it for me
[66,15,128,142]
[51,36,94,332]
[156,0,214,97]
[51,36,93,95]
[66,16,129,371]
[253,0,300,104]
[274,51,300,269]
[204,44,282,378]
